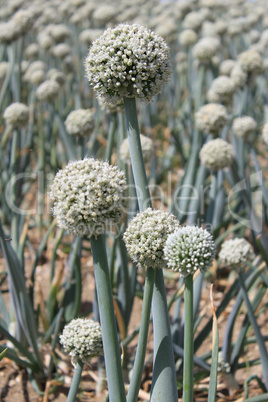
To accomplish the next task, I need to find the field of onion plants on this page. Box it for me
[0,0,268,401]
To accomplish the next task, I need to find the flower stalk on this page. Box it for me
[123,97,151,211]
[126,267,155,402]
[67,359,84,402]
[91,235,126,402]
[124,96,178,401]
[183,274,194,402]
[164,226,216,401]
[10,129,19,252]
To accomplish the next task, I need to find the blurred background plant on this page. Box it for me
[0,0,267,400]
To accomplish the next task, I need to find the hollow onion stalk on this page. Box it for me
[124,96,177,402]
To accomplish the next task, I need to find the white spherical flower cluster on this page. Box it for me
[154,18,178,44]
[238,49,262,74]
[230,63,247,88]
[120,134,154,164]
[25,43,39,60]
[199,139,234,171]
[37,32,54,50]
[249,43,265,55]
[193,37,220,63]
[207,76,236,104]
[219,59,236,76]
[245,14,259,30]
[182,11,204,31]
[49,24,70,43]
[64,109,95,138]
[29,69,46,86]
[98,96,125,114]
[232,116,257,139]
[63,55,74,74]
[79,29,104,46]
[47,69,65,86]
[202,21,217,38]
[176,61,187,74]
[60,318,103,365]
[228,7,243,19]
[20,61,29,75]
[164,226,216,277]
[36,79,60,102]
[70,11,84,26]
[175,52,187,64]
[211,56,220,69]
[12,10,34,35]
[52,43,71,59]
[123,208,180,270]
[195,103,228,136]
[92,5,118,26]
[262,123,268,145]
[0,21,20,44]
[200,0,221,8]
[85,23,172,105]
[24,61,47,82]
[219,238,254,266]
[50,158,129,238]
[78,2,96,18]
[179,29,198,47]
[197,7,214,21]
[249,29,260,44]
[3,102,29,129]
[176,1,193,16]
[227,21,243,37]
[116,7,139,24]
[214,20,228,35]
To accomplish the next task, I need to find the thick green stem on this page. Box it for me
[90,235,126,402]
[124,96,177,402]
[117,236,131,328]
[206,171,218,227]
[105,112,117,163]
[0,44,15,109]
[38,103,46,233]
[77,137,85,159]
[183,274,194,402]
[0,126,12,148]
[67,359,84,402]
[172,129,201,221]
[10,129,19,253]
[195,64,206,111]
[235,137,245,179]
[151,269,178,401]
[187,165,207,225]
[15,37,24,102]
[123,97,151,211]
[50,112,58,171]
[127,267,155,402]
[212,170,225,230]
[238,271,268,390]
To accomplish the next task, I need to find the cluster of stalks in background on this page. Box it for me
[0,0,268,401]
